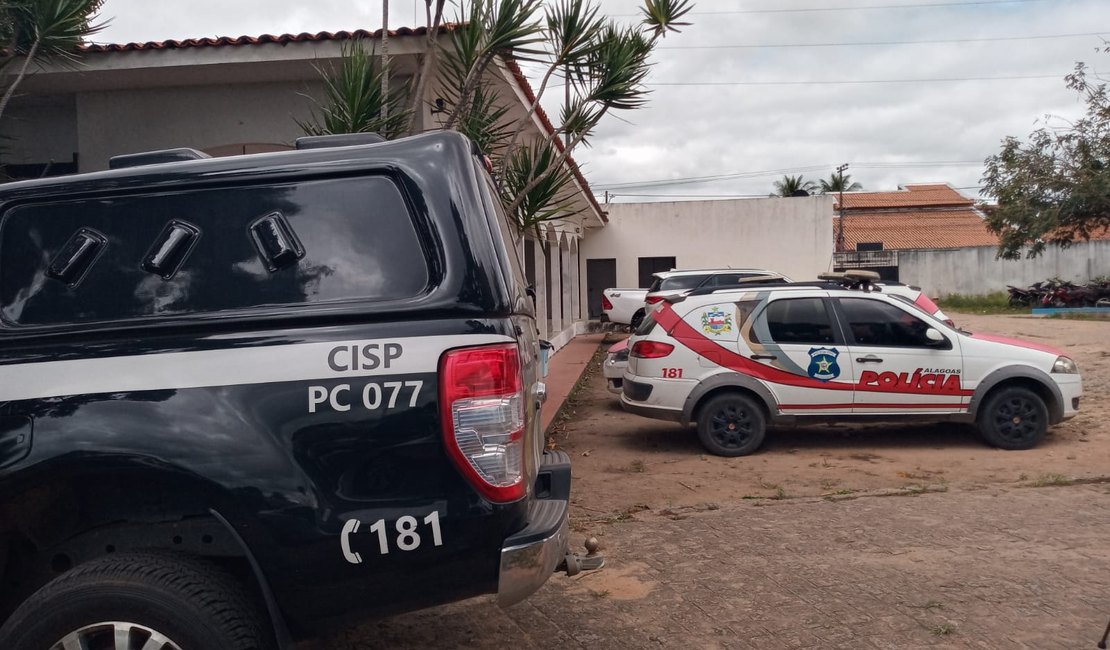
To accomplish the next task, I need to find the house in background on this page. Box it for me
[831,183,1110,295]
[0,27,604,350]
[831,183,996,280]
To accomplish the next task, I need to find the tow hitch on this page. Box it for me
[557,537,605,576]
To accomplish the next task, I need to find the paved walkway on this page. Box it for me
[319,483,1110,649]
[540,334,607,432]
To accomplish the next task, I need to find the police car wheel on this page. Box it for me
[0,552,272,650]
[696,393,766,457]
[977,387,1048,450]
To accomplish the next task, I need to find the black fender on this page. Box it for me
[211,509,294,650]
[966,366,1065,424]
[682,372,779,423]
[0,459,278,629]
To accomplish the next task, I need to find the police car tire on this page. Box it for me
[976,386,1049,450]
[696,393,767,457]
[0,552,272,650]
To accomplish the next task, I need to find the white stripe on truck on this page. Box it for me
[0,334,514,401]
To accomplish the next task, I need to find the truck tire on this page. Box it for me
[0,552,272,650]
[696,393,766,457]
[976,386,1048,450]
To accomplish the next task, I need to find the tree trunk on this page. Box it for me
[405,0,446,135]
[0,38,42,125]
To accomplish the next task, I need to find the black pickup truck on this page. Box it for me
[0,132,595,649]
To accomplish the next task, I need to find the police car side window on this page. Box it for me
[0,176,429,326]
[763,298,835,345]
[840,298,934,347]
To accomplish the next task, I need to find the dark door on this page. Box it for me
[637,256,676,288]
[586,258,616,318]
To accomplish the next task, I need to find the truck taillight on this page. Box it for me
[645,295,663,304]
[630,340,674,359]
[601,295,613,310]
[439,343,526,503]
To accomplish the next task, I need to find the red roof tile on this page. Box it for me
[78,26,459,53]
[835,183,975,211]
[835,209,999,250]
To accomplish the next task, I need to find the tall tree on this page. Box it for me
[299,0,693,256]
[0,0,107,124]
[982,51,1110,259]
[819,173,862,194]
[773,174,817,197]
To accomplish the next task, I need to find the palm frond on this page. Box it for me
[297,39,411,139]
[640,0,694,38]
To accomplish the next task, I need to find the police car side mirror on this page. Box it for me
[925,328,945,344]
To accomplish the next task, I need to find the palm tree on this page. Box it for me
[0,0,107,124]
[297,39,411,140]
[773,174,818,197]
[819,173,862,194]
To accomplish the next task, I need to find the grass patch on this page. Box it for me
[607,459,647,474]
[936,292,1024,315]
[1030,473,1072,487]
[600,503,650,524]
[931,623,956,636]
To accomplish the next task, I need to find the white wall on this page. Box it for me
[899,241,1110,297]
[75,82,325,171]
[579,196,835,305]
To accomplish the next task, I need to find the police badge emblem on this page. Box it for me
[807,347,840,382]
[701,307,733,335]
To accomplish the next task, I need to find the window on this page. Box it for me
[839,298,940,347]
[1,176,429,326]
[763,298,835,345]
[856,242,884,252]
[638,257,676,288]
[654,275,710,292]
[703,273,787,288]
[634,311,658,336]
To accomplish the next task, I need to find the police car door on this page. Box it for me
[746,295,856,414]
[834,296,968,414]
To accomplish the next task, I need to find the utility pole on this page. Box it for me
[835,163,848,256]
[381,0,391,122]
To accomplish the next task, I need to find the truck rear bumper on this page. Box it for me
[497,450,571,607]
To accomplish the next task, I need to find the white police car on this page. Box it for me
[620,283,1081,456]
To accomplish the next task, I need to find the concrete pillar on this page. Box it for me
[547,228,562,336]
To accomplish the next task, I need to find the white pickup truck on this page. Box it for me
[602,288,649,327]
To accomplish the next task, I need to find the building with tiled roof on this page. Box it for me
[831,183,998,279]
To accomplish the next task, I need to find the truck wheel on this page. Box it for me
[0,552,272,650]
[976,387,1048,450]
[630,309,645,330]
[696,394,766,457]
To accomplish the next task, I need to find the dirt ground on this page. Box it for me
[310,312,1110,649]
[552,312,1110,519]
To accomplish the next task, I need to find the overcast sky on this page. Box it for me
[95,0,1110,202]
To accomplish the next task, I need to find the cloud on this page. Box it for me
[96,0,1110,201]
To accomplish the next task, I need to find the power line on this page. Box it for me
[611,0,1053,16]
[656,31,1110,49]
[648,74,1062,86]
